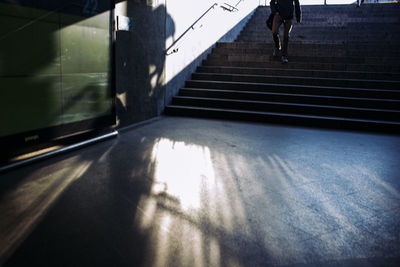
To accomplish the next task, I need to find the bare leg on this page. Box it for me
[282,19,293,57]
[271,13,283,51]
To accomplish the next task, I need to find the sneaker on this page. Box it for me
[273,48,280,57]
[282,56,289,63]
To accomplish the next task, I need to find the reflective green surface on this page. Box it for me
[0,76,63,136]
[62,73,111,123]
[0,2,112,137]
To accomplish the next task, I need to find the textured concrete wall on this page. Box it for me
[115,0,166,128]
[165,0,259,106]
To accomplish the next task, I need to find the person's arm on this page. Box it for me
[294,0,301,23]
[270,0,278,14]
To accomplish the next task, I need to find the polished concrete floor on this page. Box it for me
[1,116,400,266]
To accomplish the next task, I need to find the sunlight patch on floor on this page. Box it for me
[150,138,216,211]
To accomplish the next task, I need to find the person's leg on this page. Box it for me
[271,13,283,56]
[282,19,293,57]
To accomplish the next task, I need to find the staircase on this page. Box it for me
[165,4,400,133]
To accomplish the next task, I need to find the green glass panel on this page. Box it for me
[0,3,59,23]
[62,73,111,124]
[0,16,60,76]
[59,10,112,125]
[0,3,113,139]
[0,76,63,136]
[60,9,110,30]
[60,11,111,74]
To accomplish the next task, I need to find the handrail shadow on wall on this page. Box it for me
[165,3,218,55]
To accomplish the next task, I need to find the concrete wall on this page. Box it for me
[114,0,258,128]
[165,0,259,106]
[115,0,167,127]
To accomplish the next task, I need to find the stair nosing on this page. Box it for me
[206,56,400,68]
[173,95,400,113]
[166,105,400,125]
[203,60,400,72]
[180,87,400,102]
[210,53,400,62]
[192,72,400,84]
[197,65,400,76]
[187,79,400,93]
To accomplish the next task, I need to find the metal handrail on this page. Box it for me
[165,3,218,55]
[221,0,245,12]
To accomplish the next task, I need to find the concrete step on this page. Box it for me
[185,80,400,99]
[164,105,400,133]
[202,58,400,73]
[207,54,400,65]
[243,24,400,32]
[235,38,399,46]
[244,26,400,36]
[246,17,400,24]
[209,50,400,64]
[238,32,400,40]
[255,5,400,20]
[212,46,400,58]
[245,20,400,28]
[216,42,400,51]
[178,88,400,110]
[196,66,400,81]
[170,96,400,121]
[191,72,400,90]
[236,36,400,45]
[256,4,400,14]
[240,30,400,39]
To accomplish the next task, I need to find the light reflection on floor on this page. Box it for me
[132,135,400,266]
[150,138,214,211]
[0,156,92,263]
[135,138,253,266]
